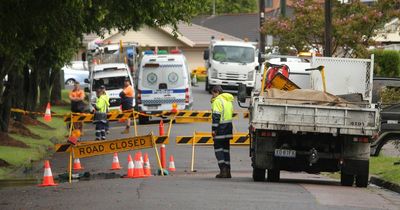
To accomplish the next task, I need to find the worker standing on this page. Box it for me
[93,87,109,140]
[120,78,134,134]
[101,85,110,134]
[69,82,85,132]
[211,85,234,178]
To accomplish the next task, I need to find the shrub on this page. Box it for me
[371,50,400,77]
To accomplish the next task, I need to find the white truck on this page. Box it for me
[203,40,258,94]
[238,56,379,187]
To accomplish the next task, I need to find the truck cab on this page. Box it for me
[204,40,257,94]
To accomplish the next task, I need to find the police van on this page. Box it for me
[86,63,135,111]
[135,50,193,124]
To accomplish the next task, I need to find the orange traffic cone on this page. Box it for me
[168,155,176,172]
[124,154,135,178]
[143,153,151,177]
[159,120,165,136]
[73,158,84,170]
[43,102,52,122]
[110,152,122,170]
[38,160,58,187]
[132,153,145,178]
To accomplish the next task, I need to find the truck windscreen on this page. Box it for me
[93,77,125,90]
[212,46,254,63]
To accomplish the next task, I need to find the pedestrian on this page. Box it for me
[69,81,85,132]
[93,87,109,140]
[120,78,134,134]
[211,85,234,178]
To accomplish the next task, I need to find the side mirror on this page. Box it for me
[237,84,247,103]
[84,78,90,84]
[203,49,209,60]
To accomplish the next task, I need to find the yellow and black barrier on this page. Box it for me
[176,132,249,145]
[176,131,250,172]
[63,111,139,123]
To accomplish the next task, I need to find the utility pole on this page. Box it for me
[259,0,266,66]
[212,0,216,16]
[280,0,286,17]
[324,0,332,57]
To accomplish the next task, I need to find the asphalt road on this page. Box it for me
[0,83,399,210]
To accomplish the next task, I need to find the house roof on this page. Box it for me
[192,9,294,42]
[83,23,240,48]
[161,22,242,47]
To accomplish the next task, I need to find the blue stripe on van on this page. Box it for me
[141,89,186,94]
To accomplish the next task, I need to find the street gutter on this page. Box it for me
[370,176,400,194]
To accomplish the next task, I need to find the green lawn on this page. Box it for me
[0,90,71,178]
[370,156,400,185]
[323,156,400,185]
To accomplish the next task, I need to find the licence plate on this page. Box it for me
[274,149,296,158]
[147,105,159,110]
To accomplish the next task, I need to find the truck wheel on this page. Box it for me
[246,87,252,96]
[340,172,354,186]
[138,115,149,125]
[252,167,265,182]
[267,169,280,182]
[355,174,369,188]
[205,78,210,91]
[355,162,369,188]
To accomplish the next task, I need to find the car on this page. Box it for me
[62,61,89,85]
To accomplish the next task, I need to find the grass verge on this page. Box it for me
[323,155,400,185]
[0,116,67,179]
[370,156,400,185]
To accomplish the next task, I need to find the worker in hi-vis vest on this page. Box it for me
[211,85,234,178]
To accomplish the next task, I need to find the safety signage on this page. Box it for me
[64,111,138,123]
[55,135,168,154]
[176,132,250,145]
[72,135,153,158]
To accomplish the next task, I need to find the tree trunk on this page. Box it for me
[12,66,25,122]
[50,69,61,105]
[0,71,16,132]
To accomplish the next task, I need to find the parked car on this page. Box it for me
[62,61,89,85]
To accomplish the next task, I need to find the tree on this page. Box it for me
[199,0,258,15]
[263,0,400,57]
[0,0,202,133]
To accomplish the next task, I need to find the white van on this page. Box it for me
[88,63,135,111]
[135,50,193,123]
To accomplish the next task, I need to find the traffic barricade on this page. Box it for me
[176,131,250,172]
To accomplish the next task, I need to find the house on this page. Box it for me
[81,23,241,71]
[374,18,400,50]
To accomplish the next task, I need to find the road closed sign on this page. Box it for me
[72,135,153,158]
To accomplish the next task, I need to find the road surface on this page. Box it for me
[0,83,399,210]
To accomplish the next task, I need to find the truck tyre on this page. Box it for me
[246,87,252,96]
[267,169,280,182]
[138,115,149,125]
[355,174,369,188]
[252,167,265,182]
[340,172,354,186]
[355,162,369,188]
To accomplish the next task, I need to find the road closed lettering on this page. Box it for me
[72,135,153,158]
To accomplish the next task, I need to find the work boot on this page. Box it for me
[215,168,224,178]
[121,126,130,134]
[226,167,232,178]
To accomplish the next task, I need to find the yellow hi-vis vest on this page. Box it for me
[212,93,234,124]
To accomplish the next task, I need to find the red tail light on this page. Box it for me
[137,89,142,104]
[353,137,369,143]
[185,88,189,103]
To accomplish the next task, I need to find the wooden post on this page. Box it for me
[151,132,164,176]
[191,131,196,172]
